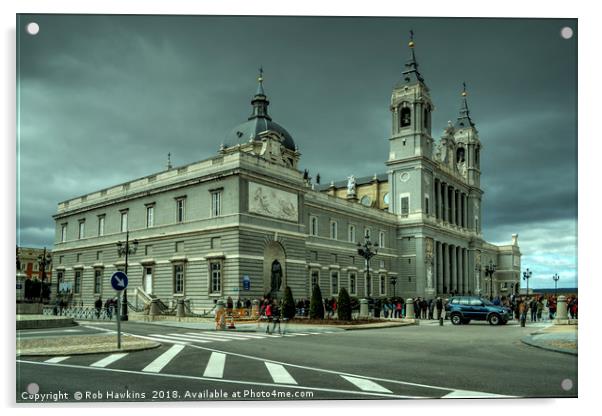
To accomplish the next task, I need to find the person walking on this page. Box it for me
[105,298,113,320]
[265,300,273,334]
[271,300,281,335]
[95,297,102,319]
[530,298,538,322]
[536,298,544,321]
[548,297,557,320]
[436,297,443,320]
[428,299,434,320]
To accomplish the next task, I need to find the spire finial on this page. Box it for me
[408,29,415,48]
[462,81,467,97]
[258,66,264,83]
[249,65,271,120]
[455,82,475,128]
[167,152,172,170]
[402,29,424,84]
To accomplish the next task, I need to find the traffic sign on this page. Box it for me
[111,271,129,291]
[242,275,250,291]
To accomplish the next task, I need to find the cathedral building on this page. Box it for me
[51,35,521,311]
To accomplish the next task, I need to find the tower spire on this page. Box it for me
[402,29,425,84]
[455,82,475,128]
[249,66,271,120]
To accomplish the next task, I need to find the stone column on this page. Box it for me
[451,245,457,293]
[463,194,468,229]
[463,249,468,294]
[359,298,369,318]
[437,242,443,294]
[442,183,448,222]
[458,247,463,294]
[554,296,569,324]
[405,298,415,319]
[435,180,440,220]
[450,187,455,225]
[442,243,449,293]
[176,298,185,317]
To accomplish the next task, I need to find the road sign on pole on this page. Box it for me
[111,271,129,291]
[110,271,128,349]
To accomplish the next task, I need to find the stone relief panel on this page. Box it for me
[249,182,298,222]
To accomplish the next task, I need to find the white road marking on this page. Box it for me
[265,362,297,385]
[341,375,392,393]
[203,352,226,378]
[142,344,185,373]
[149,334,211,344]
[122,333,188,345]
[182,333,242,342]
[442,389,512,398]
[44,356,70,363]
[90,353,128,368]
[17,359,416,399]
[199,331,266,339]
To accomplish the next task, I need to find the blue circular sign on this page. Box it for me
[111,271,129,291]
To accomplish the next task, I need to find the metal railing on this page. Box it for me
[42,305,117,321]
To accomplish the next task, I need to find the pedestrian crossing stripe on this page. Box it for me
[148,334,213,343]
[203,352,226,378]
[265,362,297,385]
[44,356,70,363]
[142,344,185,373]
[90,353,128,368]
[442,389,511,398]
[341,375,393,393]
[126,333,189,345]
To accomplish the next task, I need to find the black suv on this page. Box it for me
[445,296,512,325]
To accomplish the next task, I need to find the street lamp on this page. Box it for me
[484,260,496,300]
[116,230,138,321]
[552,273,560,298]
[357,233,378,298]
[522,268,532,298]
[474,263,481,296]
[37,247,52,303]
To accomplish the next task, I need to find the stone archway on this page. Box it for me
[263,241,286,297]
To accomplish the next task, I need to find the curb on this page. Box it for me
[17,341,161,358]
[520,335,577,356]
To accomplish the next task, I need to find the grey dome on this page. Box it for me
[225,68,296,152]
[226,117,296,151]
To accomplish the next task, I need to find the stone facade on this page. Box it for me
[51,39,520,310]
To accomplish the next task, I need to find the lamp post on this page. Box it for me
[522,268,532,297]
[484,260,496,300]
[37,247,52,303]
[474,263,481,296]
[357,233,378,298]
[552,273,560,298]
[116,230,138,321]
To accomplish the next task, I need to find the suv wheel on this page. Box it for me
[488,314,501,325]
[450,314,463,325]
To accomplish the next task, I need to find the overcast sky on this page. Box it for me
[16,15,577,289]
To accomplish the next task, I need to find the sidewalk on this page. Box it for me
[521,324,577,356]
[17,333,160,357]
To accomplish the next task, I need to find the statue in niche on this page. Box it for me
[270,260,283,293]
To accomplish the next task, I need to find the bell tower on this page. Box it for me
[453,83,483,233]
[387,31,435,217]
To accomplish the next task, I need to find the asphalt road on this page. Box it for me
[16,319,577,402]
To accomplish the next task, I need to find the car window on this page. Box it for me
[450,298,459,304]
[459,298,470,305]
[481,299,493,306]
[469,299,483,306]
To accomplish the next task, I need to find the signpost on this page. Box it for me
[110,271,129,349]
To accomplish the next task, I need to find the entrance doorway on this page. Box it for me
[144,266,153,294]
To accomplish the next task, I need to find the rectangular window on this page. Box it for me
[175,241,184,253]
[210,261,222,293]
[331,253,338,264]
[145,245,152,256]
[349,256,355,265]
[146,205,154,228]
[78,220,85,239]
[425,195,430,215]
[120,211,128,232]
[57,271,64,284]
[401,197,410,217]
[211,191,222,217]
[59,255,64,264]
[173,264,185,294]
[74,270,82,294]
[211,237,221,249]
[98,215,105,236]
[96,251,102,261]
[348,225,356,242]
[330,221,338,240]
[331,271,339,296]
[379,231,385,248]
[61,223,67,242]
[380,274,386,295]
[311,270,319,290]
[176,198,185,223]
[76,253,82,263]
[349,272,357,295]
[310,216,318,236]
[94,269,102,294]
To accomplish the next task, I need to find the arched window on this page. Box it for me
[475,147,480,167]
[423,107,430,129]
[456,147,466,163]
[330,220,338,240]
[400,103,411,128]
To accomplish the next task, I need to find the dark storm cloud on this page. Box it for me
[16,15,577,287]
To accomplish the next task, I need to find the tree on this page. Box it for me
[337,287,352,321]
[309,284,324,319]
[281,286,296,319]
